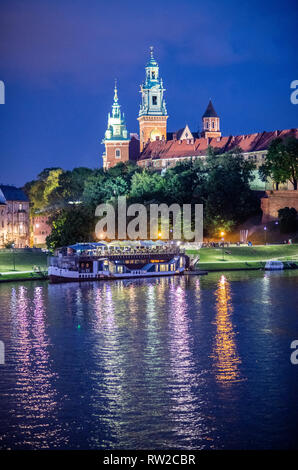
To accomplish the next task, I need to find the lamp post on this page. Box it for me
[220,231,225,261]
[12,243,16,271]
[264,226,267,245]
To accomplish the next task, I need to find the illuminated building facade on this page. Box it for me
[137,46,168,151]
[101,48,297,192]
[102,82,131,170]
[0,185,30,248]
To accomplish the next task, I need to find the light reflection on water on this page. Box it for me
[4,285,67,449]
[212,275,242,385]
[0,270,297,449]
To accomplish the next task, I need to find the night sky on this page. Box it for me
[0,0,297,186]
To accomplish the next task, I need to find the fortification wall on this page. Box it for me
[261,190,298,223]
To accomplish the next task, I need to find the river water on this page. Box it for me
[0,270,297,449]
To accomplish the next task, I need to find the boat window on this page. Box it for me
[159,264,168,272]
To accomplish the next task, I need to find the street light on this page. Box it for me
[220,231,225,260]
[264,226,267,245]
[12,243,16,271]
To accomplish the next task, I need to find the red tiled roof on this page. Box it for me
[138,128,298,161]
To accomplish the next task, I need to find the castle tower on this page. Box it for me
[201,100,221,139]
[102,81,130,169]
[137,47,168,151]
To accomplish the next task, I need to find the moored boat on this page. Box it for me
[265,260,284,270]
[48,244,189,283]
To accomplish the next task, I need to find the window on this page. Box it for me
[19,203,22,211]
[206,121,209,129]
[115,148,121,158]
[152,95,157,105]
[159,264,168,272]
[152,71,155,79]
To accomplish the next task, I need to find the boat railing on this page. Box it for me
[94,246,184,256]
[50,246,185,267]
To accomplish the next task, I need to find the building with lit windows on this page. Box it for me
[0,185,30,248]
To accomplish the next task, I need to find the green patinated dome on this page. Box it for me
[146,56,158,67]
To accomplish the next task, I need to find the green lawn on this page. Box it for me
[186,244,298,271]
[0,251,48,273]
[0,271,48,281]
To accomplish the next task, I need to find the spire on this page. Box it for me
[202,99,218,118]
[111,80,121,118]
[146,45,158,67]
[103,81,129,142]
[201,99,221,138]
[113,79,118,104]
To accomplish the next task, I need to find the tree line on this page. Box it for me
[23,137,298,249]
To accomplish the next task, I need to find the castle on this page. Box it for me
[102,48,298,192]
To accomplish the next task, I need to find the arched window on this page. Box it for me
[115,148,121,158]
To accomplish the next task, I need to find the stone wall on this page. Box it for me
[261,190,298,223]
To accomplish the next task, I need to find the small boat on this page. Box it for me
[265,260,284,270]
[48,244,189,283]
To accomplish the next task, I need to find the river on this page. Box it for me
[0,270,297,449]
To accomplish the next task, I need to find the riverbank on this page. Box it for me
[0,251,48,282]
[186,244,298,271]
[0,244,297,281]
[0,271,48,282]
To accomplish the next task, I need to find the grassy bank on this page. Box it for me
[0,251,48,273]
[0,271,48,282]
[186,244,298,271]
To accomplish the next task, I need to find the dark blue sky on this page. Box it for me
[0,0,297,186]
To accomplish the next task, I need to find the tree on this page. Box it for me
[203,149,258,236]
[130,170,166,203]
[107,161,140,182]
[278,207,298,233]
[23,167,64,214]
[82,173,128,208]
[47,167,95,208]
[259,137,298,190]
[46,206,95,250]
[164,160,205,204]
[43,168,64,205]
